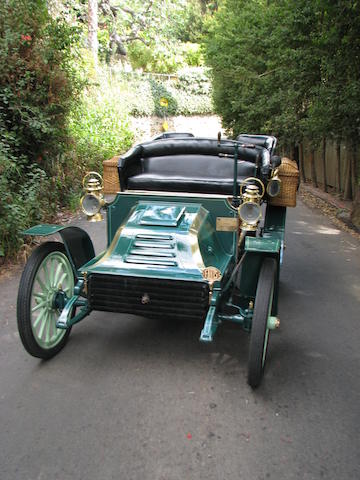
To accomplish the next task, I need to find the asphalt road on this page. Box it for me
[1,200,359,480]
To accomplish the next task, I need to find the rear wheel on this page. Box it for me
[247,257,277,388]
[17,242,74,359]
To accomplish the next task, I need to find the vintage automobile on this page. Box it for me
[17,132,299,388]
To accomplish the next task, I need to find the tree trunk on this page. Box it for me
[299,142,306,183]
[350,187,360,229]
[290,143,296,161]
[351,143,357,200]
[343,144,352,200]
[322,137,327,192]
[336,141,341,193]
[88,0,98,66]
[310,149,318,188]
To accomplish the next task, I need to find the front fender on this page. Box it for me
[23,224,95,274]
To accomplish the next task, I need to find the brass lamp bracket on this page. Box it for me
[80,172,105,222]
[240,177,265,200]
[83,171,104,192]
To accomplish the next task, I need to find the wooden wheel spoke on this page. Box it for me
[53,263,64,287]
[42,263,50,288]
[19,243,74,357]
[58,272,67,288]
[34,292,46,302]
[32,300,47,313]
[33,308,47,329]
[36,275,46,292]
[49,257,56,286]
[38,311,49,340]
[45,312,52,342]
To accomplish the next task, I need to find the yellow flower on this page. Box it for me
[160,97,169,108]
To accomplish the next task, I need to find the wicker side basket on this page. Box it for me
[270,157,299,207]
[103,156,121,194]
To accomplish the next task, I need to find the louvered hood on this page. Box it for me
[82,201,232,282]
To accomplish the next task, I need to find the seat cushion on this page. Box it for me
[127,173,254,194]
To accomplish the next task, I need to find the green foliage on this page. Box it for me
[181,42,204,67]
[0,0,84,257]
[128,41,185,74]
[171,0,207,43]
[122,68,213,116]
[127,41,203,74]
[205,0,360,150]
[69,86,134,172]
[0,147,55,257]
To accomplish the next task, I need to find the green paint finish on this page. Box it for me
[245,237,281,253]
[140,204,185,226]
[263,205,286,242]
[83,200,233,283]
[106,193,238,255]
[237,253,264,299]
[200,290,221,342]
[56,294,90,329]
[200,306,219,342]
[30,251,74,348]
[23,224,66,236]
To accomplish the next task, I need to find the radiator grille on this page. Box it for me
[125,234,177,266]
[88,274,209,320]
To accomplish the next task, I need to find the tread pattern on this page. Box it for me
[247,257,277,388]
[17,242,72,359]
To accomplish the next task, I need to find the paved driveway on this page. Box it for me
[1,201,359,480]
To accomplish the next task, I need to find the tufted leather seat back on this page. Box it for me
[118,138,265,194]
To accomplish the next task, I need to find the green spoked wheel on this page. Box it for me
[17,242,75,359]
[247,257,277,389]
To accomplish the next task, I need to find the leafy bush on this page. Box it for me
[180,43,204,67]
[128,40,204,74]
[0,0,84,257]
[116,67,213,117]
[69,88,134,172]
[128,41,186,74]
[0,141,55,257]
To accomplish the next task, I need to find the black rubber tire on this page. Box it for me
[247,257,277,389]
[17,242,73,359]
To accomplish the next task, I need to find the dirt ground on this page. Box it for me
[299,185,360,241]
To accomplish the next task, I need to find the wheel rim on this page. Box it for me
[30,251,74,349]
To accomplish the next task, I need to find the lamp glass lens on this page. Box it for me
[267,179,281,197]
[239,202,261,224]
[82,194,100,216]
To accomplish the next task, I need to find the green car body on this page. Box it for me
[18,134,294,388]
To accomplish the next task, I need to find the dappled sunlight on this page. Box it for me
[339,239,359,252]
[293,289,314,297]
[352,284,360,302]
[314,226,341,235]
[290,223,341,237]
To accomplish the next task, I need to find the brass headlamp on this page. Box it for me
[80,172,105,222]
[266,168,282,197]
[238,177,265,231]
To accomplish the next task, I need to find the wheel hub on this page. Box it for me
[51,289,68,311]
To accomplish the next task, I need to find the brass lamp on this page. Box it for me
[238,177,265,231]
[266,168,282,197]
[80,172,105,222]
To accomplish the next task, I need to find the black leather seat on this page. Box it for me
[118,138,266,195]
[236,134,277,154]
[127,154,256,194]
